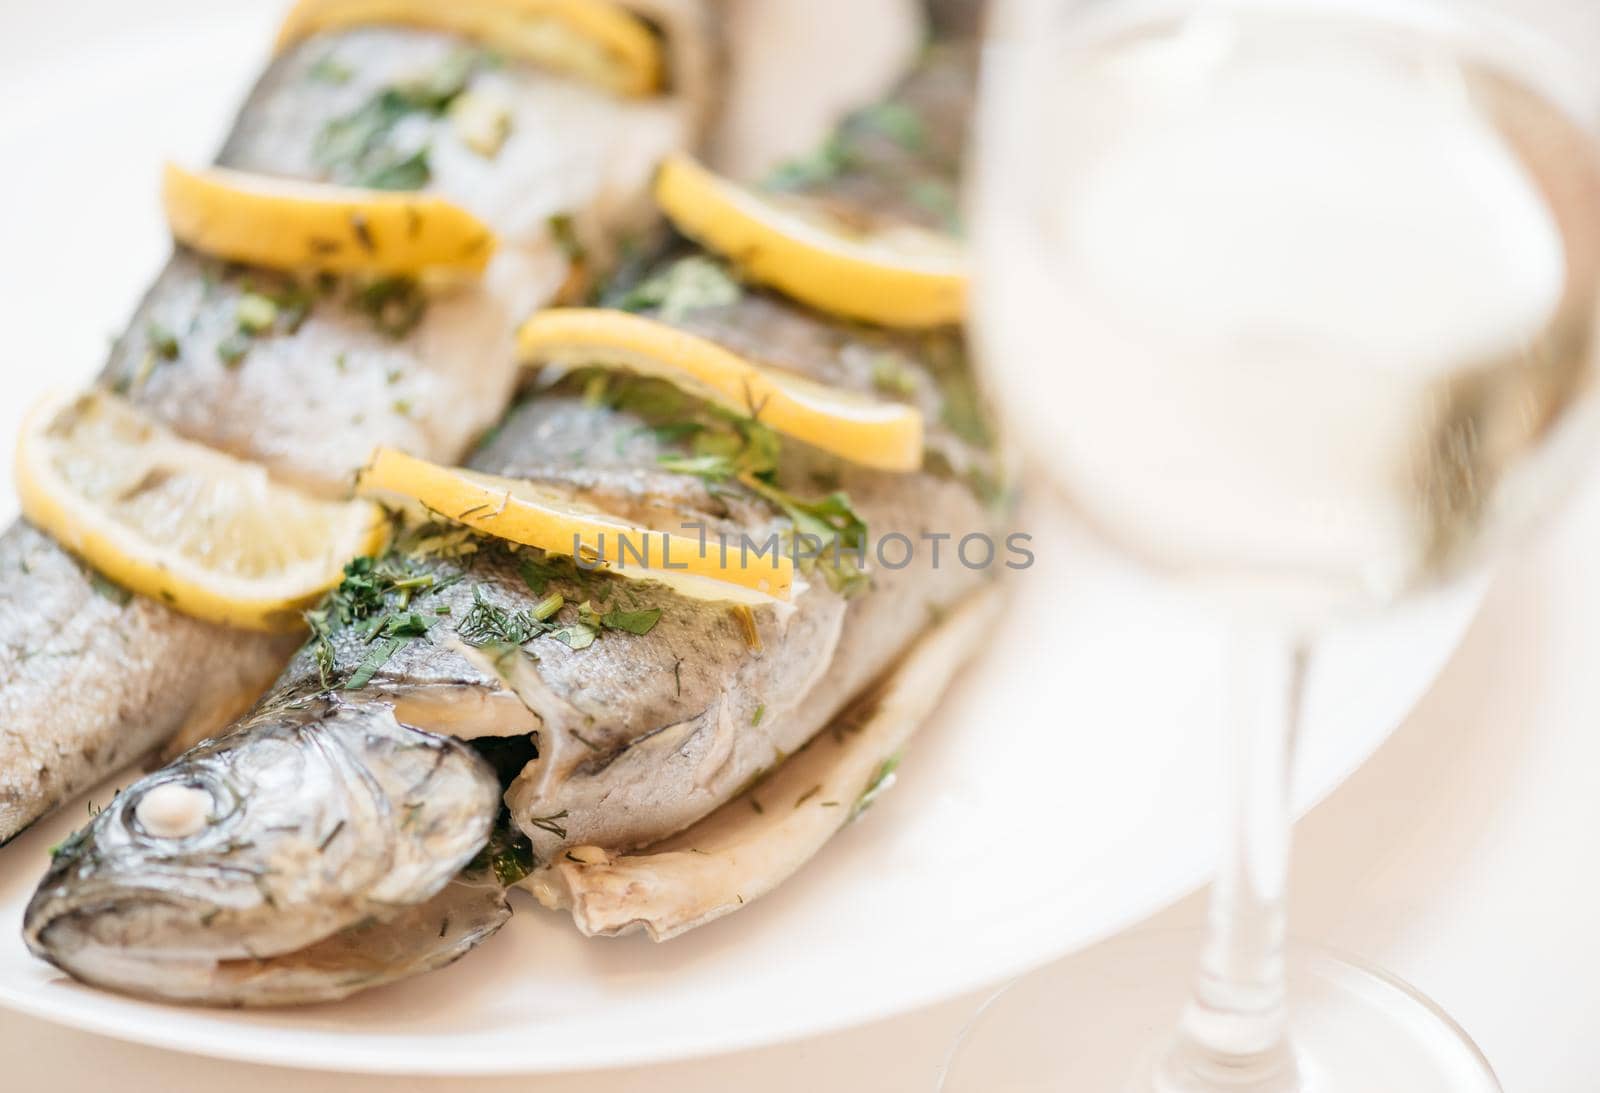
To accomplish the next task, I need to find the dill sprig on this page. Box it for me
[302,526,466,688]
[457,587,547,647]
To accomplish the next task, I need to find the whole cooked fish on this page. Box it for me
[0,0,715,844]
[26,30,1000,1004]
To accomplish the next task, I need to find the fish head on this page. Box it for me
[24,697,503,1001]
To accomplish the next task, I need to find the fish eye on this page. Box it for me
[130,782,216,839]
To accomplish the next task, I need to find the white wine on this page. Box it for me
[976,4,1600,620]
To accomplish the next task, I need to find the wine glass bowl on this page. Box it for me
[973,0,1600,625]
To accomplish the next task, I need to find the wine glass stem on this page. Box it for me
[1158,628,1310,1092]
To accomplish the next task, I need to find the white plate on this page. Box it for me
[0,0,1484,1077]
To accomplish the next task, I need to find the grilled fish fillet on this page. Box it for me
[0,0,715,844]
[25,35,1002,1005]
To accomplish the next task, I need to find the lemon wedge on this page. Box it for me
[357,447,793,602]
[276,0,664,98]
[519,309,924,472]
[15,390,387,632]
[653,154,967,328]
[162,163,497,275]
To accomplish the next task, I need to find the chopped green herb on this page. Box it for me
[518,555,561,596]
[934,349,993,448]
[547,212,586,262]
[549,616,598,650]
[345,636,403,690]
[602,606,662,635]
[858,101,926,151]
[528,810,569,839]
[308,54,353,85]
[146,321,181,361]
[451,90,513,157]
[617,255,741,321]
[764,134,852,190]
[470,824,537,886]
[303,545,453,687]
[360,146,432,191]
[549,601,603,650]
[582,371,610,408]
[871,353,918,397]
[89,572,133,607]
[382,611,432,638]
[851,752,903,820]
[655,452,737,479]
[908,178,961,233]
[216,331,252,368]
[748,482,870,596]
[349,275,427,338]
[235,292,279,335]
[751,703,765,727]
[458,587,543,647]
[313,49,482,190]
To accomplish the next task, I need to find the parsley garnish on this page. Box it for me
[146,322,180,361]
[307,54,353,85]
[358,147,432,192]
[858,102,927,151]
[313,50,482,190]
[89,572,133,607]
[765,134,853,191]
[469,823,537,886]
[617,255,741,321]
[349,275,427,339]
[601,606,662,635]
[548,212,586,262]
[216,331,251,368]
[303,544,449,688]
[345,636,403,690]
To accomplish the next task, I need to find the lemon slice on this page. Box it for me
[519,309,924,472]
[163,163,497,275]
[15,391,387,632]
[276,0,664,98]
[653,153,967,328]
[357,447,793,602]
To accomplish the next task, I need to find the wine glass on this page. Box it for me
[946,0,1600,1089]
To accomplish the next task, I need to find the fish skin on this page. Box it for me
[24,36,996,1005]
[531,586,1004,941]
[247,39,996,856]
[492,409,993,856]
[0,524,301,845]
[125,27,699,495]
[0,11,710,844]
[23,697,503,1004]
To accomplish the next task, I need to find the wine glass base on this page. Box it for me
[939,929,1500,1093]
